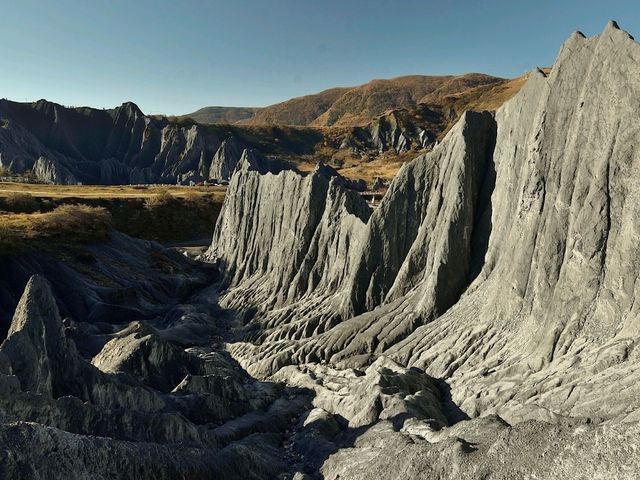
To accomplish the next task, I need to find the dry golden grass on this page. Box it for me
[4,192,39,212]
[143,188,174,210]
[339,158,406,184]
[436,70,549,116]
[0,204,113,252]
[0,182,226,201]
[0,183,227,246]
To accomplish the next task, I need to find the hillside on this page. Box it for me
[181,106,259,124]
[227,73,504,127]
[0,72,529,187]
[311,73,505,127]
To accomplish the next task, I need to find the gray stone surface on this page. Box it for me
[206,136,243,181]
[205,22,640,477]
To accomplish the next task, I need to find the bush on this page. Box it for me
[4,192,39,213]
[0,204,113,253]
[43,204,113,240]
[144,189,174,210]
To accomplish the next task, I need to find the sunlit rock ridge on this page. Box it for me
[206,21,640,477]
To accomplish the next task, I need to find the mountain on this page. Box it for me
[230,73,505,127]
[0,99,302,185]
[238,87,351,126]
[184,74,508,129]
[181,106,259,124]
[0,73,525,186]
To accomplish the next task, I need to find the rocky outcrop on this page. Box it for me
[369,112,414,153]
[211,22,640,434]
[1,275,77,396]
[206,136,243,181]
[209,156,370,329]
[212,109,495,358]
[346,110,496,315]
[336,107,441,157]
[320,417,640,480]
[0,265,310,478]
[272,356,447,429]
[0,99,283,185]
[33,155,79,184]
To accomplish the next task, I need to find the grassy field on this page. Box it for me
[338,157,406,184]
[0,183,227,252]
[0,182,226,201]
[0,204,113,253]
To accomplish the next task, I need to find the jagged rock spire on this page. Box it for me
[0,275,67,396]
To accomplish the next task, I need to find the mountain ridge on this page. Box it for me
[0,71,526,186]
[183,73,506,127]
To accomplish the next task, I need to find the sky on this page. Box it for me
[0,0,638,115]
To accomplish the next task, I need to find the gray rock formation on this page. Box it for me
[0,264,310,478]
[0,99,274,185]
[211,109,495,357]
[369,112,413,153]
[209,156,370,329]
[3,20,640,480]
[202,21,640,477]
[206,136,243,181]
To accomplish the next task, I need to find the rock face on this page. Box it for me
[0,268,306,479]
[202,22,640,477]
[204,136,243,181]
[0,75,529,187]
[211,110,496,356]
[209,157,371,329]
[0,100,291,185]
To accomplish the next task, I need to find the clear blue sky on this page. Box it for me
[0,0,638,115]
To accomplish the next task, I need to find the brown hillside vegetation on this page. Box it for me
[240,87,350,126]
[374,71,542,142]
[433,69,548,114]
[0,183,226,245]
[237,73,504,127]
[241,71,537,183]
[0,204,113,252]
[312,73,505,127]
